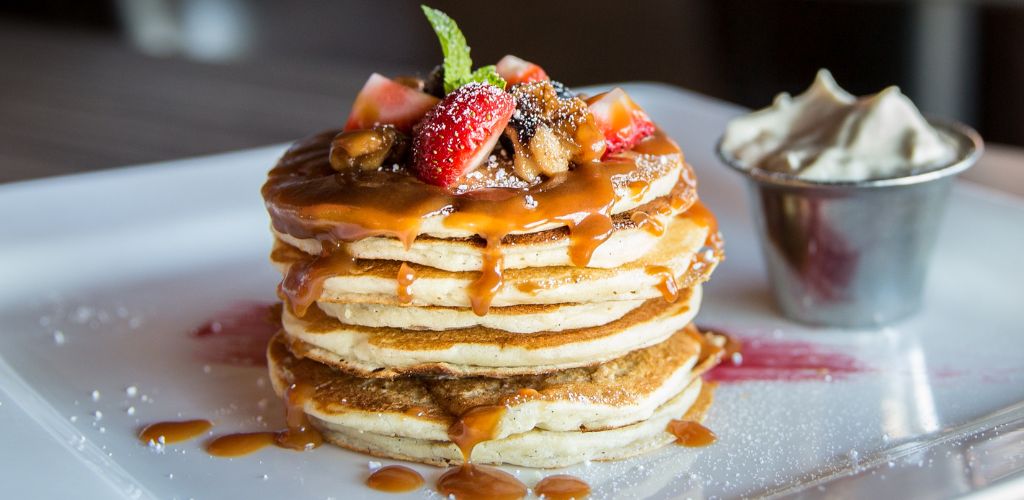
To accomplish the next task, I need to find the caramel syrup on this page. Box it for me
[667,379,718,447]
[275,382,323,450]
[206,382,324,458]
[279,241,357,316]
[138,419,212,445]
[645,265,679,302]
[263,130,689,317]
[366,465,425,493]
[627,179,650,202]
[514,281,545,295]
[396,262,418,304]
[206,432,277,457]
[667,420,717,447]
[436,463,527,500]
[437,405,527,499]
[630,211,666,237]
[447,405,506,459]
[685,327,725,366]
[533,474,592,500]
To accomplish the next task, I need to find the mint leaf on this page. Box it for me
[470,65,507,90]
[421,6,507,92]
[421,5,471,93]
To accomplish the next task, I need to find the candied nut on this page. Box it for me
[504,81,607,181]
[329,126,408,171]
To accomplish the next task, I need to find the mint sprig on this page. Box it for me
[421,5,506,93]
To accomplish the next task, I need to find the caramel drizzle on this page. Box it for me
[534,474,592,500]
[631,210,666,237]
[437,405,527,499]
[205,381,323,458]
[263,130,684,317]
[447,405,506,460]
[138,419,212,445]
[396,262,418,304]
[667,381,718,447]
[366,465,425,493]
[279,241,357,317]
[645,265,680,302]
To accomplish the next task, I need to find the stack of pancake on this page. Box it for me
[262,128,726,468]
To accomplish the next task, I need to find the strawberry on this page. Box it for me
[344,73,440,133]
[496,55,549,87]
[586,88,656,157]
[412,83,515,187]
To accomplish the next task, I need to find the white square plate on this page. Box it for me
[1,84,1022,499]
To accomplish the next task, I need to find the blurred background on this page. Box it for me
[1,0,1022,190]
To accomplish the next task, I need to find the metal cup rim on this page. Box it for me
[715,117,984,190]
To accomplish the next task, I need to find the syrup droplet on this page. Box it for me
[278,242,358,317]
[436,463,527,500]
[396,262,418,304]
[206,432,277,457]
[366,465,424,493]
[533,474,591,500]
[275,382,323,450]
[138,419,212,445]
[645,265,679,302]
[667,420,717,447]
[448,405,506,461]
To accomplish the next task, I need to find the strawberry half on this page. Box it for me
[496,55,549,87]
[344,73,440,133]
[412,83,515,187]
[586,88,656,157]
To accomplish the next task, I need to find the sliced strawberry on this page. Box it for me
[412,83,515,187]
[496,55,549,87]
[586,88,656,157]
[344,73,440,133]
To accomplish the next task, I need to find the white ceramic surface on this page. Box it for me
[1,83,1022,499]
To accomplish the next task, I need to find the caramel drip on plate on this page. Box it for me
[396,262,418,305]
[204,383,325,457]
[438,405,527,499]
[263,130,683,317]
[206,432,277,457]
[667,381,718,447]
[138,420,212,445]
[667,420,717,447]
[436,463,528,500]
[645,265,679,302]
[534,474,592,500]
[366,465,425,493]
[279,241,357,317]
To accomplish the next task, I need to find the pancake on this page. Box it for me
[273,178,692,273]
[281,287,701,378]
[317,299,646,333]
[267,326,724,467]
[271,209,721,309]
[263,129,689,242]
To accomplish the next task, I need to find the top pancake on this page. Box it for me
[263,129,690,243]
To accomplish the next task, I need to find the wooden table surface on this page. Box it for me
[1,21,1022,198]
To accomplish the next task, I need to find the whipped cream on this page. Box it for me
[721,69,957,182]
